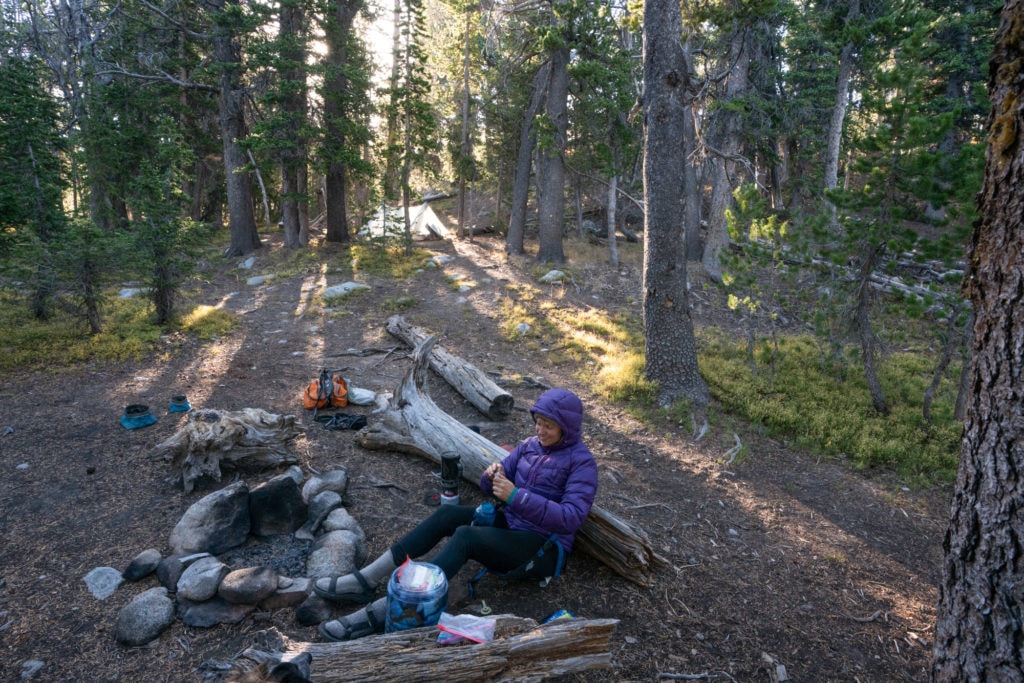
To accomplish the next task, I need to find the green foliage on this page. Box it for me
[178,305,240,339]
[700,332,960,482]
[0,291,162,371]
[349,244,432,279]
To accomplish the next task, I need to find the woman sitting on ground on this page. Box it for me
[315,387,599,641]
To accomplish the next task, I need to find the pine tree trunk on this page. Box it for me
[322,0,363,244]
[535,45,569,264]
[506,62,551,256]
[933,3,1024,678]
[641,0,709,410]
[702,22,750,282]
[212,0,261,257]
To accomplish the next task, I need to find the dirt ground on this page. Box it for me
[0,225,951,682]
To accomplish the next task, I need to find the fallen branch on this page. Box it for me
[232,616,618,682]
[356,336,668,586]
[386,315,514,420]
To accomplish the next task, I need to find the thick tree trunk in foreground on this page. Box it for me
[357,337,667,586]
[932,3,1024,679]
[386,315,513,419]
[640,0,709,411]
[237,615,617,681]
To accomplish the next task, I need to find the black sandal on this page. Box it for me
[318,606,382,642]
[313,569,376,603]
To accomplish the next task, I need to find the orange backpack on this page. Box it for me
[302,369,348,409]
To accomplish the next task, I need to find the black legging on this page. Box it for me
[389,504,560,580]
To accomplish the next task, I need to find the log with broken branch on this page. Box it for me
[234,615,618,682]
[386,314,515,420]
[356,335,667,586]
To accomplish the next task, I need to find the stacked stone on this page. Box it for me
[92,466,366,646]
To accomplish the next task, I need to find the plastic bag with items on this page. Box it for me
[436,612,497,645]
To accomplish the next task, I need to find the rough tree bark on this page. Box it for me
[234,615,618,681]
[506,61,551,256]
[640,0,710,412]
[212,0,261,257]
[932,3,1024,679]
[386,315,514,419]
[535,43,569,264]
[356,336,667,586]
[321,0,363,244]
[702,21,751,282]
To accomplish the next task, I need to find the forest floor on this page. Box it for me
[0,214,952,682]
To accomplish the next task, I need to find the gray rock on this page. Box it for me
[246,274,275,286]
[156,553,211,591]
[305,529,365,580]
[294,593,331,626]
[249,474,307,537]
[321,507,365,542]
[123,548,162,581]
[114,587,175,646]
[259,576,311,610]
[301,469,349,503]
[307,490,343,533]
[322,282,369,300]
[20,659,45,679]
[178,596,254,628]
[538,269,566,283]
[169,482,250,555]
[83,567,123,600]
[218,566,279,605]
[177,556,229,602]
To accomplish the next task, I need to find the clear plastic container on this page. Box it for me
[385,561,448,633]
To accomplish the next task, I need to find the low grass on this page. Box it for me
[699,332,961,484]
[494,293,960,485]
[0,292,164,371]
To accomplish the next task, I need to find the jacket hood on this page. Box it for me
[530,388,583,448]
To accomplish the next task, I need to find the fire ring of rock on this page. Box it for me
[90,463,363,647]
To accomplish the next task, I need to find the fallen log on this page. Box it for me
[235,615,618,682]
[153,408,303,493]
[386,314,514,420]
[357,336,667,586]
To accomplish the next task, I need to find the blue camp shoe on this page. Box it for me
[121,404,157,430]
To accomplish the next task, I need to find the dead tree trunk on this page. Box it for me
[153,408,303,492]
[357,336,667,586]
[235,615,618,682]
[386,315,514,420]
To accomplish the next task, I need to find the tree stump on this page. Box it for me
[153,408,303,492]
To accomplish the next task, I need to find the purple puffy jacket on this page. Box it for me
[480,388,598,553]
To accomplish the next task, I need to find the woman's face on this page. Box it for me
[534,414,563,448]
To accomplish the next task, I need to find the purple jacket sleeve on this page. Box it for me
[479,445,523,494]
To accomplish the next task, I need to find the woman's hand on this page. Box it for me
[492,471,516,503]
[484,462,503,481]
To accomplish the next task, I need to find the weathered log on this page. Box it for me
[357,336,667,586]
[237,615,618,682]
[386,314,514,420]
[153,408,303,493]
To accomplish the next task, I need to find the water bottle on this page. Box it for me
[473,501,495,526]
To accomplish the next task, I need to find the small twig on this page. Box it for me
[842,610,883,623]
[723,433,742,465]
[658,673,709,680]
[628,502,676,513]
